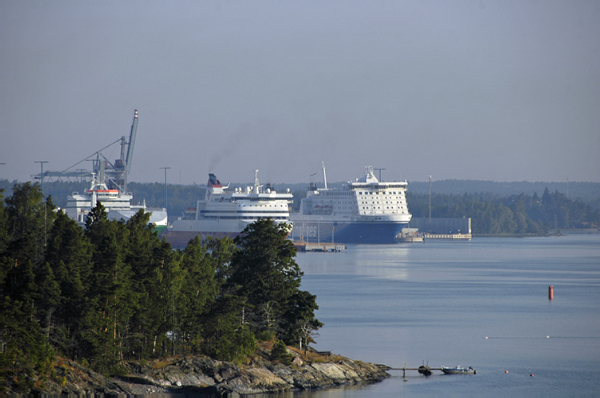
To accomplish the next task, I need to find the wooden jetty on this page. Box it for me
[389,363,476,376]
[388,363,443,377]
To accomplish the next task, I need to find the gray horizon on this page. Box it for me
[2,1,599,185]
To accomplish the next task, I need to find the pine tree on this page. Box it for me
[226,219,320,344]
[82,205,137,374]
[45,210,93,358]
[1,184,56,392]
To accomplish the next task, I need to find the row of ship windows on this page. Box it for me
[238,204,287,207]
[321,191,404,196]
[360,201,404,205]
[200,210,288,214]
[203,216,288,220]
[361,207,405,210]
[311,201,406,208]
[358,192,404,195]
[231,197,288,202]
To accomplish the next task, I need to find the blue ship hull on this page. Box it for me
[290,220,407,244]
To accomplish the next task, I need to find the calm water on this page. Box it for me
[291,233,600,396]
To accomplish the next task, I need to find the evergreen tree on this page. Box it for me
[1,184,56,392]
[45,210,93,358]
[200,294,257,363]
[82,205,137,374]
[178,236,220,352]
[280,290,323,347]
[227,219,321,344]
[123,209,168,359]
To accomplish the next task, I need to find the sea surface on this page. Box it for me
[287,233,600,396]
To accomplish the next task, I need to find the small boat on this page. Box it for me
[441,366,476,375]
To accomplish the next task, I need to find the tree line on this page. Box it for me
[1,178,598,236]
[407,188,600,235]
[1,183,321,392]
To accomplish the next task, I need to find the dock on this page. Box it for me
[395,228,424,243]
[424,233,471,240]
[293,241,345,252]
[388,363,475,376]
[388,364,443,376]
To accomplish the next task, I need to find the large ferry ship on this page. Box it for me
[289,165,412,244]
[64,166,168,234]
[163,170,293,247]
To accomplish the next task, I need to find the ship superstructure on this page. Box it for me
[64,163,168,233]
[163,170,293,247]
[290,165,411,244]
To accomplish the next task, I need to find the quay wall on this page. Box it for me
[408,217,471,234]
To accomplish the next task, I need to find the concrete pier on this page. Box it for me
[424,233,471,240]
[293,241,346,252]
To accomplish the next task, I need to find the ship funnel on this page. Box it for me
[208,173,222,188]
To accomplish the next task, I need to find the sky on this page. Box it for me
[1,0,599,186]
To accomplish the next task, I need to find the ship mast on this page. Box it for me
[322,161,328,190]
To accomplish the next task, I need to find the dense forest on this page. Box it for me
[407,189,600,234]
[0,183,321,392]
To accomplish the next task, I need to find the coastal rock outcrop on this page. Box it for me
[17,347,390,395]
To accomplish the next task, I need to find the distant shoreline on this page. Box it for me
[473,229,599,238]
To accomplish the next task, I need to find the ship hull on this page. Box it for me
[161,230,243,248]
[289,219,407,244]
[107,208,168,234]
[163,218,290,248]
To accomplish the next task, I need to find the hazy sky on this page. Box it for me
[1,1,599,186]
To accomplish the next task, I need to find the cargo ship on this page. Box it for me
[289,164,411,244]
[59,110,167,233]
[64,165,168,234]
[162,170,293,247]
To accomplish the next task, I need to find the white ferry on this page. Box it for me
[289,165,412,244]
[163,170,293,247]
[64,167,168,234]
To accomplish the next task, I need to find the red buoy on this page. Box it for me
[549,285,554,300]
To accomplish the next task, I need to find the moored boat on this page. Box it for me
[441,366,476,375]
[289,164,412,244]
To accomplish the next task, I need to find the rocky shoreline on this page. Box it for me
[17,346,390,396]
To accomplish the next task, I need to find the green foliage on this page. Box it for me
[227,219,322,344]
[200,295,257,363]
[407,189,600,235]
[1,183,323,393]
[271,339,292,365]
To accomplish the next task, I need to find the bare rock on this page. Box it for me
[12,350,389,395]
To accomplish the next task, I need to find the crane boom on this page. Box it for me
[125,109,138,175]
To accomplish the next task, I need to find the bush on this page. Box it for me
[270,340,292,365]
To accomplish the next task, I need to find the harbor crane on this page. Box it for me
[32,110,139,192]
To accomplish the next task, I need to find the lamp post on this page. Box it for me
[160,167,170,210]
[35,161,49,201]
[35,161,49,247]
[428,175,432,224]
